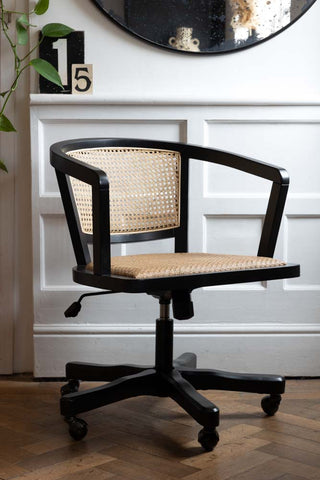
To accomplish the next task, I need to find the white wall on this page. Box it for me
[31,0,320,102]
[29,0,320,377]
[1,0,320,374]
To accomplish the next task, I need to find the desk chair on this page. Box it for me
[50,138,299,451]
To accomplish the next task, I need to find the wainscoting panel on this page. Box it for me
[286,216,320,289]
[30,97,320,377]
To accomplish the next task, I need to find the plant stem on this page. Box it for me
[0,64,29,116]
[3,10,33,15]
[0,3,15,52]
[20,35,43,62]
[0,1,35,117]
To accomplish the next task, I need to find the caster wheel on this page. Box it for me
[66,417,88,441]
[198,428,219,451]
[261,394,282,416]
[61,380,80,396]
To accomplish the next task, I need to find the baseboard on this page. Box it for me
[34,323,320,377]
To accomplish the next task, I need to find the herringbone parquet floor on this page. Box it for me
[0,377,319,480]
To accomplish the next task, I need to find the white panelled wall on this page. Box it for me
[28,0,320,376]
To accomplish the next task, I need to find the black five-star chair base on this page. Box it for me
[60,303,285,451]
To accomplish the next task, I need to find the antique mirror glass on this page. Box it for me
[91,0,317,53]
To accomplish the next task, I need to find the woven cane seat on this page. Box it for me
[67,147,181,235]
[86,253,286,279]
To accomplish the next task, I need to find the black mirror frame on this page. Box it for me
[90,0,318,55]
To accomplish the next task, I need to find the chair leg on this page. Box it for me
[173,352,197,369]
[178,368,285,395]
[61,369,159,419]
[65,361,150,382]
[61,368,161,442]
[165,370,219,428]
[164,369,220,451]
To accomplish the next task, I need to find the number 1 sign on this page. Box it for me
[39,31,89,94]
[52,38,68,86]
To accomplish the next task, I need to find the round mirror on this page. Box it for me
[92,0,317,54]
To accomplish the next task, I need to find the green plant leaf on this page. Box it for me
[42,23,73,38]
[34,0,49,15]
[0,91,9,98]
[16,15,29,45]
[18,13,30,26]
[0,114,17,132]
[0,159,8,173]
[30,58,63,88]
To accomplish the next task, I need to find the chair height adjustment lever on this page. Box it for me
[64,291,116,318]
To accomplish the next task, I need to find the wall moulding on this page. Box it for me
[30,94,320,107]
[34,323,320,336]
[33,329,320,378]
[31,100,320,376]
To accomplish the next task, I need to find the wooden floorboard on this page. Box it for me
[0,378,319,480]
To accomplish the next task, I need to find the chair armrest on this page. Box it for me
[182,144,289,258]
[50,148,111,275]
[50,148,108,186]
[183,143,289,185]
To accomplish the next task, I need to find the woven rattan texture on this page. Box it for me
[86,253,286,279]
[67,147,181,235]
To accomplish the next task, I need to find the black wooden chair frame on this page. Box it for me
[50,138,299,451]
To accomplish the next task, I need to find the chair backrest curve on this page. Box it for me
[67,146,181,236]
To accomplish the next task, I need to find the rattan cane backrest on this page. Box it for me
[67,147,181,236]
